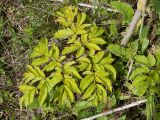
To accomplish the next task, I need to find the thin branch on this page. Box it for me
[121,0,148,46]
[78,3,118,12]
[81,99,147,120]
[52,0,118,12]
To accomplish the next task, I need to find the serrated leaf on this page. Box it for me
[134,55,150,66]
[66,78,81,94]
[80,75,94,92]
[64,61,76,68]
[43,61,57,72]
[79,24,91,30]
[131,75,149,96]
[83,83,96,99]
[140,37,149,53]
[76,30,87,35]
[68,35,77,44]
[77,62,89,71]
[150,70,160,84]
[93,51,104,63]
[19,84,35,93]
[34,66,45,77]
[26,65,38,76]
[132,75,148,85]
[85,42,101,50]
[89,25,104,38]
[59,56,66,62]
[64,85,75,102]
[31,57,49,66]
[108,44,131,61]
[111,1,134,23]
[82,71,93,75]
[104,64,116,80]
[90,37,106,45]
[76,47,84,58]
[81,34,88,44]
[77,57,90,63]
[96,84,107,102]
[87,63,92,71]
[64,66,82,79]
[30,38,48,58]
[52,44,59,60]
[54,28,74,39]
[95,76,106,86]
[77,12,86,26]
[110,19,118,36]
[88,49,96,57]
[147,53,156,66]
[62,44,80,55]
[129,66,149,80]
[29,89,36,104]
[49,73,63,88]
[100,57,114,64]
[39,83,48,106]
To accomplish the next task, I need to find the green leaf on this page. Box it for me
[59,56,66,62]
[19,96,25,109]
[64,85,75,102]
[104,64,116,80]
[80,75,94,92]
[140,37,149,53]
[19,84,35,93]
[52,44,59,60]
[76,47,84,58]
[151,0,160,14]
[77,12,86,26]
[54,28,74,39]
[90,37,106,45]
[49,73,63,88]
[64,61,76,68]
[83,83,96,99]
[62,44,80,55]
[108,44,130,61]
[79,24,91,30]
[76,30,87,35]
[150,70,160,84]
[31,57,49,66]
[110,19,118,36]
[100,57,114,64]
[96,84,107,102]
[131,75,149,96]
[66,78,81,94]
[93,51,104,63]
[30,38,48,58]
[43,61,57,72]
[77,57,90,63]
[147,53,156,66]
[89,25,104,38]
[134,55,150,66]
[68,35,77,44]
[129,66,149,80]
[111,1,134,23]
[82,71,93,75]
[64,66,82,79]
[34,66,45,77]
[85,42,101,50]
[39,83,48,106]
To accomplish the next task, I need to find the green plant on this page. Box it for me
[127,51,160,96]
[19,6,116,112]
